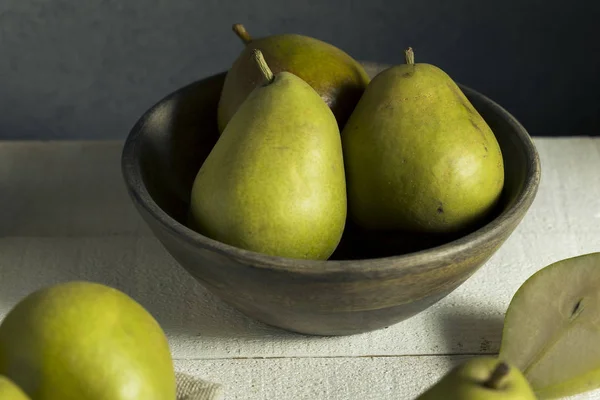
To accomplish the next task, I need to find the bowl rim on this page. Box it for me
[121,71,541,275]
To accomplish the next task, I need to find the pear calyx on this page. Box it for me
[404,47,415,65]
[233,23,252,44]
[483,362,510,390]
[253,49,275,85]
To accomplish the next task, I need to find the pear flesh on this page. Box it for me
[191,50,347,260]
[341,48,504,234]
[417,357,536,400]
[217,24,370,133]
[500,252,600,399]
[0,281,176,400]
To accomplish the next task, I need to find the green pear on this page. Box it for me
[217,23,370,133]
[190,50,347,260]
[0,281,176,400]
[341,47,504,234]
[0,376,31,400]
[500,252,600,399]
[417,357,536,400]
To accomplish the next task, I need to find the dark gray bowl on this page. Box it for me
[121,64,541,336]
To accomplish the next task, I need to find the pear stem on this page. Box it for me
[405,47,415,65]
[483,362,510,390]
[232,24,252,44]
[253,49,274,85]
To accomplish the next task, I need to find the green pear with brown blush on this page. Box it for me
[217,23,370,132]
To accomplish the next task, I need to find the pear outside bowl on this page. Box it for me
[121,63,541,336]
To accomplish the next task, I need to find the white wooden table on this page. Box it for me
[1,138,599,399]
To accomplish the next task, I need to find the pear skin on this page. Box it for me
[417,357,536,400]
[341,48,504,234]
[0,282,176,400]
[0,376,31,400]
[191,50,347,260]
[217,23,370,132]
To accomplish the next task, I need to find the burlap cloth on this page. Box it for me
[176,372,223,400]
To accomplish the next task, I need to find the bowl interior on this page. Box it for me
[129,70,537,261]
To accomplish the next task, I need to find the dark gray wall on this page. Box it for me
[0,0,598,139]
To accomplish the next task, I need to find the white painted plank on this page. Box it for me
[0,141,149,237]
[519,137,600,234]
[175,355,465,400]
[1,230,597,359]
[174,356,599,400]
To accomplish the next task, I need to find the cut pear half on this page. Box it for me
[500,252,600,399]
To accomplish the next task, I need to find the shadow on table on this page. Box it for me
[435,303,505,355]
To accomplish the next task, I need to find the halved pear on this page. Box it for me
[499,252,600,399]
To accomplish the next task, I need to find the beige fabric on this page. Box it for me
[176,372,223,400]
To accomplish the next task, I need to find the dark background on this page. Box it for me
[0,0,598,140]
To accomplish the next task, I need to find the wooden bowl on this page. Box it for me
[121,64,541,336]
